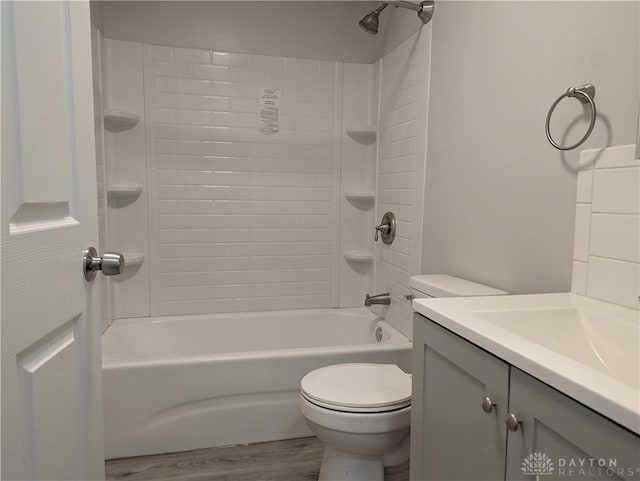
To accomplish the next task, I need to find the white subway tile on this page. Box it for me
[249,54,285,70]
[210,81,248,98]
[154,61,193,78]
[593,144,638,169]
[155,108,175,124]
[229,66,268,84]
[576,169,593,203]
[148,46,338,315]
[572,203,591,261]
[193,64,230,81]
[586,256,639,309]
[175,109,213,126]
[171,47,211,64]
[590,213,639,263]
[193,95,231,111]
[212,51,250,67]
[592,167,639,214]
[571,261,588,295]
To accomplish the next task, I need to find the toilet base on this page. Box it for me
[318,445,384,481]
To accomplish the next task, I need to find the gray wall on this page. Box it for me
[422,1,639,294]
[99,1,426,63]
[100,1,383,63]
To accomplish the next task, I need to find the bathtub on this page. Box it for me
[102,307,411,459]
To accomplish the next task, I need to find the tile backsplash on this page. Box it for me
[572,144,639,309]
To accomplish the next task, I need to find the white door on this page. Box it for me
[2,2,105,480]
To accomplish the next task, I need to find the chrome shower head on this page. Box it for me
[359,3,387,34]
[359,1,434,35]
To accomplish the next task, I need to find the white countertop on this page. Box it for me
[412,292,640,435]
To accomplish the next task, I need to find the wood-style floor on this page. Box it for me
[105,436,409,481]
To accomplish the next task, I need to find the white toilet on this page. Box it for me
[299,275,507,481]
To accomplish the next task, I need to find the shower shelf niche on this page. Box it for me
[344,192,375,203]
[107,184,143,200]
[343,250,374,263]
[346,126,376,144]
[104,110,140,132]
[123,253,145,269]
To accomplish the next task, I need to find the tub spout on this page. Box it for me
[365,293,391,306]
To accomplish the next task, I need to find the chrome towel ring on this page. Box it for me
[545,83,596,151]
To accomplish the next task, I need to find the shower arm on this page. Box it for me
[385,1,422,12]
[382,1,434,24]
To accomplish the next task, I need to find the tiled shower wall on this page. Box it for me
[372,30,431,337]
[143,46,341,316]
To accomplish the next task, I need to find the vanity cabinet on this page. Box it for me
[411,313,640,481]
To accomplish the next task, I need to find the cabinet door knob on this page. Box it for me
[505,412,522,431]
[481,396,496,413]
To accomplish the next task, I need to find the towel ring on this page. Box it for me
[545,83,596,151]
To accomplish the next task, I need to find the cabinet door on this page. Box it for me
[411,314,510,481]
[506,368,640,481]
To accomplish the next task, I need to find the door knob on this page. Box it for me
[505,412,522,432]
[481,396,496,414]
[83,247,124,281]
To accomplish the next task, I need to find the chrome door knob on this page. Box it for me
[505,412,522,432]
[83,247,124,281]
[481,396,496,414]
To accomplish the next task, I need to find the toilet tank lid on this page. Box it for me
[410,274,508,297]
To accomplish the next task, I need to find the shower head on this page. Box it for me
[359,3,387,34]
[359,1,434,35]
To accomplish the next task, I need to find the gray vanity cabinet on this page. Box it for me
[506,368,640,481]
[410,314,510,481]
[411,313,640,481]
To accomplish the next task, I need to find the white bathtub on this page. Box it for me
[102,308,411,459]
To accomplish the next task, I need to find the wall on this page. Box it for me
[339,63,378,307]
[572,145,639,310]
[422,1,639,295]
[371,28,431,337]
[100,1,380,63]
[144,45,342,316]
[97,38,358,318]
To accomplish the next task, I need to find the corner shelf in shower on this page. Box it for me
[107,184,143,200]
[123,253,144,269]
[344,192,375,203]
[104,110,140,132]
[343,250,374,263]
[346,126,376,144]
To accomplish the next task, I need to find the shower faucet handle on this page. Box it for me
[374,212,396,244]
[374,222,390,241]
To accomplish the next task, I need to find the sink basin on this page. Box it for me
[412,292,640,434]
[474,307,639,388]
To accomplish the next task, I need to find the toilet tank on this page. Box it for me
[410,274,508,299]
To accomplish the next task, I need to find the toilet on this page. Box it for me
[299,275,507,481]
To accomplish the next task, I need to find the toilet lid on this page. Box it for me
[301,363,411,412]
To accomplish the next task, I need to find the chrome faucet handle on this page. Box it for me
[374,212,396,244]
[374,223,390,241]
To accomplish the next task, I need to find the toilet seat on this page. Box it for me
[300,363,411,414]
